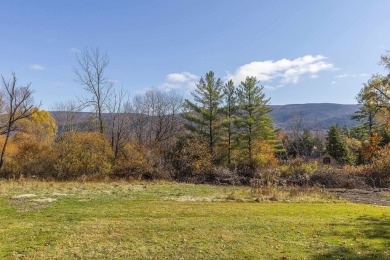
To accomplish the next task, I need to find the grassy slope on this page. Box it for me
[0,181,389,259]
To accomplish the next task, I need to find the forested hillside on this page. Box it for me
[269,103,359,130]
[51,103,360,132]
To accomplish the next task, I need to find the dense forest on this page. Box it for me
[1,49,389,188]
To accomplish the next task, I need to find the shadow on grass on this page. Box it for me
[313,215,390,259]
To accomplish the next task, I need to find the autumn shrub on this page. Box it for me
[0,138,55,179]
[169,138,212,182]
[0,109,58,179]
[204,167,243,185]
[54,132,114,179]
[310,145,390,188]
[0,136,19,178]
[114,141,154,180]
[252,140,278,168]
[254,168,281,186]
[279,158,318,186]
[368,144,390,187]
[12,140,56,179]
[144,146,173,180]
[310,165,368,188]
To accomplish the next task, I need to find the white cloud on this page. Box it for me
[227,55,333,85]
[152,55,334,94]
[30,64,45,71]
[166,72,197,83]
[160,72,198,92]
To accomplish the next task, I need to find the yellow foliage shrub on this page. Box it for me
[279,158,318,180]
[114,141,152,179]
[252,140,278,168]
[0,136,19,177]
[54,132,113,179]
[0,109,57,178]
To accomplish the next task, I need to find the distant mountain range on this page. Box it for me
[269,103,360,130]
[50,103,361,132]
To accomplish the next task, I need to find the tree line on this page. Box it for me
[0,48,389,187]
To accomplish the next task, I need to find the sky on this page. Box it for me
[0,0,389,109]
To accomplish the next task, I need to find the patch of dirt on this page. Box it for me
[167,196,216,202]
[328,188,390,206]
[10,194,36,199]
[32,198,57,203]
[8,194,57,211]
[10,199,50,212]
[52,192,72,196]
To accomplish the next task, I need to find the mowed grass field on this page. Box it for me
[0,181,389,259]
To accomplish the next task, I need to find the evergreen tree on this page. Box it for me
[183,71,224,159]
[341,125,351,138]
[350,125,369,141]
[300,129,315,156]
[352,84,381,142]
[326,125,352,164]
[222,80,238,166]
[236,76,275,164]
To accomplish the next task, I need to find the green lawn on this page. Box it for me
[0,181,389,259]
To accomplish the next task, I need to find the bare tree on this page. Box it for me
[147,90,183,144]
[74,47,113,134]
[107,88,132,160]
[53,99,82,133]
[0,73,37,169]
[131,94,149,144]
[287,115,305,157]
[131,89,183,146]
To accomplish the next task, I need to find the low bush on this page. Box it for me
[369,144,390,187]
[310,145,390,188]
[204,167,243,185]
[12,141,57,179]
[54,132,114,180]
[279,158,318,186]
[169,138,213,182]
[114,141,153,180]
[310,166,368,189]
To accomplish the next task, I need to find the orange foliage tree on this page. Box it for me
[361,132,382,163]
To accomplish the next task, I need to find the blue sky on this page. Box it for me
[0,0,389,109]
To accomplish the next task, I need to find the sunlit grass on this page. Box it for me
[0,180,389,259]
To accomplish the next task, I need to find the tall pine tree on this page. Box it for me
[236,76,275,164]
[183,71,224,159]
[222,79,238,166]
